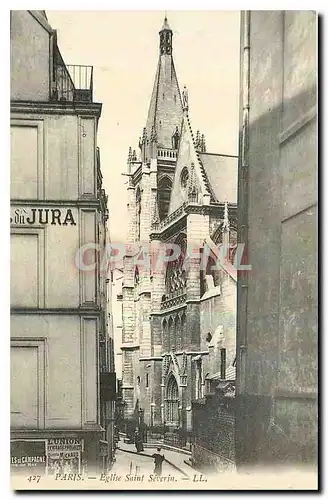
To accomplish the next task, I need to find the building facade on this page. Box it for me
[10,10,116,477]
[121,17,238,441]
[236,11,317,467]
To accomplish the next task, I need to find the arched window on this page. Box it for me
[165,234,187,297]
[181,311,186,349]
[165,375,179,425]
[168,316,173,352]
[180,167,189,193]
[195,359,203,400]
[158,177,172,221]
[136,187,141,241]
[162,318,168,352]
[174,315,181,352]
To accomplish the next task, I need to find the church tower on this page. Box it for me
[121,16,184,424]
[121,16,238,439]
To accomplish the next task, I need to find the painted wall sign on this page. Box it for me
[11,440,46,475]
[10,207,77,226]
[47,438,83,476]
[47,438,83,451]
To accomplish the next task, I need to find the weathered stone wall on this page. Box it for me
[237,10,317,466]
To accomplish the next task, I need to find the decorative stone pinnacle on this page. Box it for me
[201,133,206,153]
[152,192,160,228]
[188,162,198,201]
[127,146,132,163]
[182,85,189,112]
[150,125,157,143]
[223,201,230,230]
[195,130,200,149]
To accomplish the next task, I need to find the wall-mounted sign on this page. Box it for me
[47,438,83,476]
[11,440,46,475]
[10,207,77,226]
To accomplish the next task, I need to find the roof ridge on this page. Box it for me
[185,114,212,198]
[200,151,238,158]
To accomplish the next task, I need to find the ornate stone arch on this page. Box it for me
[158,175,172,221]
[165,373,180,426]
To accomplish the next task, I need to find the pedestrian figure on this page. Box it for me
[152,447,165,476]
[134,428,144,453]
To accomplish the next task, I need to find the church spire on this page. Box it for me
[144,15,183,151]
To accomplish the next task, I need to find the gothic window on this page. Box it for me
[175,315,181,352]
[165,234,187,297]
[180,167,189,189]
[165,375,179,425]
[220,348,226,379]
[195,360,202,400]
[146,373,149,388]
[136,186,141,241]
[162,318,168,352]
[181,311,186,348]
[168,316,173,352]
[158,176,172,221]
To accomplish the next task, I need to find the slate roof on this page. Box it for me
[199,152,238,203]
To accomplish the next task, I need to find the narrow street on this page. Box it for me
[112,449,182,477]
[110,440,193,485]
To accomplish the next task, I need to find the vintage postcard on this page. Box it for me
[10,9,318,491]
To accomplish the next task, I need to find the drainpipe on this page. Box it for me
[236,11,250,397]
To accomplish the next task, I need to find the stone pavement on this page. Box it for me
[117,440,194,478]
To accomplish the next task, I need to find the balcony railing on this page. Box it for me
[157,148,177,160]
[160,292,186,310]
[52,62,93,103]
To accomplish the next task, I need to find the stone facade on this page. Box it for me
[10,11,115,477]
[120,17,238,436]
[236,11,317,467]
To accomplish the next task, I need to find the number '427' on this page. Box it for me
[27,475,41,483]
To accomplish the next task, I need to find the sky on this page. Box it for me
[46,10,241,243]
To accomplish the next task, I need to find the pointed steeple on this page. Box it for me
[144,16,183,150]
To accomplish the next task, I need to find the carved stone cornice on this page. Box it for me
[11,100,102,118]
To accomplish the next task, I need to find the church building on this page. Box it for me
[121,17,238,439]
